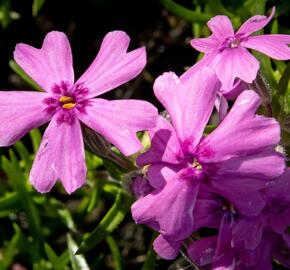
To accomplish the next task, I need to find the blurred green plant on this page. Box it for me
[0,0,45,29]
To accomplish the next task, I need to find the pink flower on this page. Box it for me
[183,7,290,92]
[131,68,285,259]
[0,31,158,194]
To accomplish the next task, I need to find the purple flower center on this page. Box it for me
[219,34,245,51]
[177,143,205,182]
[43,81,91,124]
[222,199,237,215]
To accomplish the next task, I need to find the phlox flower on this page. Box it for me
[183,7,290,93]
[187,187,265,269]
[188,168,290,269]
[0,31,158,194]
[131,67,285,259]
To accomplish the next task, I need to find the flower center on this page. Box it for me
[192,159,202,171]
[222,199,237,214]
[59,95,76,110]
[219,35,244,52]
[229,38,240,48]
[42,81,91,125]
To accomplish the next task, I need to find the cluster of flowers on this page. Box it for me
[0,6,289,269]
[131,7,290,269]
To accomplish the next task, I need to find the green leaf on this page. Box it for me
[253,0,266,14]
[44,244,63,270]
[30,128,42,154]
[1,151,44,259]
[32,0,45,16]
[58,209,77,233]
[67,235,89,270]
[277,62,290,115]
[0,209,13,218]
[14,140,32,172]
[76,190,131,254]
[0,192,19,211]
[9,60,43,91]
[0,0,12,29]
[204,124,216,135]
[278,62,290,97]
[253,52,277,93]
[1,223,21,269]
[59,250,70,267]
[103,159,123,180]
[207,0,234,19]
[159,0,212,23]
[141,233,157,270]
[106,235,123,270]
[284,88,290,114]
[87,185,99,213]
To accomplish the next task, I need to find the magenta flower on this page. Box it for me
[188,188,266,269]
[183,7,290,92]
[0,31,158,194]
[264,168,290,237]
[131,68,285,259]
[188,169,290,269]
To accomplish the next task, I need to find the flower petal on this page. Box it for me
[193,196,222,230]
[242,34,290,60]
[208,150,285,180]
[232,216,265,250]
[265,168,290,200]
[131,176,153,199]
[239,247,262,267]
[76,31,146,98]
[215,94,229,121]
[223,79,246,99]
[197,90,281,163]
[154,68,219,147]
[215,47,259,90]
[187,236,217,266]
[14,31,74,93]
[190,35,219,53]
[215,214,234,258]
[236,7,275,36]
[153,235,182,260]
[0,91,51,146]
[77,98,158,156]
[136,116,181,166]
[147,163,183,189]
[270,209,290,234]
[208,179,266,216]
[181,52,218,81]
[207,15,234,40]
[30,115,86,194]
[131,174,199,240]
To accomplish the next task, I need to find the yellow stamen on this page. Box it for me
[59,96,76,110]
[59,96,74,103]
[62,103,76,109]
[192,160,202,170]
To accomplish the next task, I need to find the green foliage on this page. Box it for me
[141,233,157,270]
[32,0,46,16]
[77,190,132,254]
[67,235,90,270]
[106,235,123,270]
[159,0,212,24]
[0,0,11,28]
[0,223,21,269]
